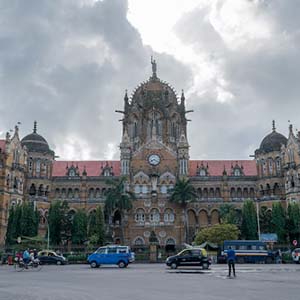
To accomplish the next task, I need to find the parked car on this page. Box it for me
[292,248,300,263]
[165,247,211,270]
[87,245,135,268]
[37,250,67,265]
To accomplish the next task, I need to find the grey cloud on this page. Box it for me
[0,0,191,159]
[176,0,300,159]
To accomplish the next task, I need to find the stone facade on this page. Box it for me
[1,61,300,247]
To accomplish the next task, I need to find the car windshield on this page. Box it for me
[96,247,106,254]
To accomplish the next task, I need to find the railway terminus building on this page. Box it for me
[1,61,299,248]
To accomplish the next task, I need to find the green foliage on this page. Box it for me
[241,199,258,240]
[72,210,88,245]
[170,177,197,243]
[271,202,286,243]
[259,206,273,233]
[104,177,135,216]
[219,204,241,226]
[286,202,300,242]
[5,202,39,245]
[48,200,71,245]
[88,206,105,246]
[169,177,197,208]
[194,223,240,246]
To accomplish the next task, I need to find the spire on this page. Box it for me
[272,120,276,132]
[124,89,129,103]
[151,56,157,79]
[289,123,293,134]
[33,121,37,133]
[181,89,185,104]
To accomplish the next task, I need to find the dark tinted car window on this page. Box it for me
[181,250,191,256]
[107,247,117,254]
[191,250,201,256]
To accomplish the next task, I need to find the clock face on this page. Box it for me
[148,154,161,166]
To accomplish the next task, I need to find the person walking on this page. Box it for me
[227,246,236,278]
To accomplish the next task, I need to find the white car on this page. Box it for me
[292,248,300,263]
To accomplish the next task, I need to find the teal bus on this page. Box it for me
[222,240,274,264]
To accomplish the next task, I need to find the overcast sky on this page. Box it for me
[0,0,299,160]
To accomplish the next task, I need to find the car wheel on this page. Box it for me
[118,261,126,268]
[56,260,62,265]
[90,261,99,268]
[202,262,209,270]
[170,262,177,269]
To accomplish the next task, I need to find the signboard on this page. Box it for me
[293,240,297,246]
[260,233,278,243]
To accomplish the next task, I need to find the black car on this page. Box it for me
[166,247,211,269]
[38,250,67,265]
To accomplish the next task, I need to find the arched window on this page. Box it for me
[276,158,281,174]
[234,169,240,176]
[164,209,175,223]
[268,159,273,175]
[230,188,236,198]
[134,185,141,194]
[142,185,148,194]
[36,160,41,174]
[161,185,167,194]
[135,209,145,223]
[134,237,145,246]
[150,209,160,223]
[199,169,206,176]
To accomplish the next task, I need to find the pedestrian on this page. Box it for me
[227,246,236,278]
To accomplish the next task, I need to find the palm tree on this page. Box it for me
[104,177,135,244]
[169,177,197,243]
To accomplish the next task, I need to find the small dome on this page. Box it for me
[258,121,287,153]
[21,121,52,153]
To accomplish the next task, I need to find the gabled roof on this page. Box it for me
[52,161,121,177]
[189,160,257,176]
[0,139,6,152]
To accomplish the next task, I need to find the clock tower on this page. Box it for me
[117,58,191,246]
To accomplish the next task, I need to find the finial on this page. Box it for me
[289,123,293,133]
[272,120,276,132]
[181,89,185,102]
[151,56,157,79]
[33,121,37,133]
[124,89,128,100]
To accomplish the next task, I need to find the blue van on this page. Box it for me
[87,245,135,268]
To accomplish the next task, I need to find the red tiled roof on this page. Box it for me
[53,161,121,177]
[0,139,6,152]
[189,160,257,176]
[53,159,256,177]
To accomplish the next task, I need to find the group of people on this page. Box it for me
[16,249,38,265]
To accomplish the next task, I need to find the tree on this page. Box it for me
[72,210,88,245]
[5,202,39,246]
[48,201,62,245]
[20,202,39,237]
[5,206,16,245]
[105,177,135,243]
[271,202,286,243]
[241,199,258,240]
[286,202,300,243]
[48,200,71,245]
[219,203,242,226]
[259,206,273,233]
[169,177,197,243]
[194,223,240,246]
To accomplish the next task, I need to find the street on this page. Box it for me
[0,263,299,300]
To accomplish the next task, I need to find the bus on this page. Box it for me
[222,240,274,264]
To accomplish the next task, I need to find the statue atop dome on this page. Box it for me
[151,56,157,79]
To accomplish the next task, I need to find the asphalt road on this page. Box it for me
[0,263,299,300]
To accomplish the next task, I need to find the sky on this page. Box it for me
[0,0,299,160]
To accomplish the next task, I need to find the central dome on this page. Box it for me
[130,58,179,108]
